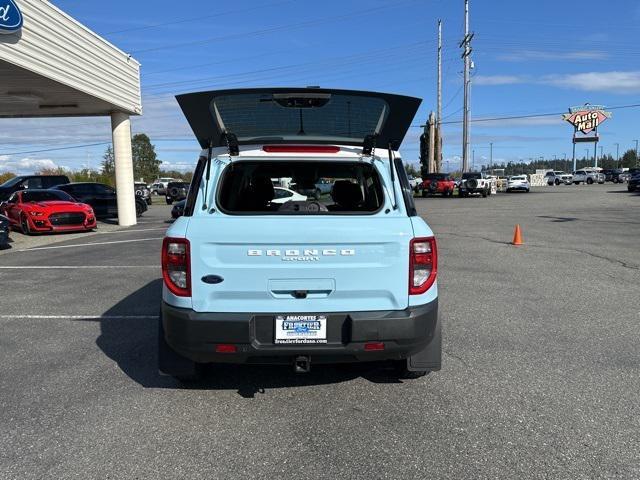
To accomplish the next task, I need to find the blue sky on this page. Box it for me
[2,0,640,175]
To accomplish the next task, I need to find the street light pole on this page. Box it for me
[489,142,493,170]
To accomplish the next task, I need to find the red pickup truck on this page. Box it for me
[420,173,456,197]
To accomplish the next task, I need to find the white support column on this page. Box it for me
[111,111,137,227]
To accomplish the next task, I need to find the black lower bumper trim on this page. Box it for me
[161,300,438,364]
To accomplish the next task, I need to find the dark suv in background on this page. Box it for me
[54,182,147,217]
[0,175,70,201]
[165,181,189,204]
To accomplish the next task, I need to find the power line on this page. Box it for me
[7,104,640,157]
[131,0,421,55]
[104,0,297,35]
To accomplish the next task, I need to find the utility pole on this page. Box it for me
[460,0,473,172]
[489,142,493,169]
[472,149,475,170]
[436,19,443,173]
[635,140,639,167]
[615,142,619,168]
[428,111,436,173]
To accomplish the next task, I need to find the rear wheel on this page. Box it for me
[135,200,145,217]
[574,182,579,185]
[482,189,488,198]
[166,198,173,205]
[587,178,594,185]
[555,179,560,185]
[20,214,32,235]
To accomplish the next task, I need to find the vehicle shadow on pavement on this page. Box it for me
[95,280,406,397]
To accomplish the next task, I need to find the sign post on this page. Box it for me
[563,105,611,171]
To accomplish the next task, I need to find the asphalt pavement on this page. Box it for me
[1,184,638,479]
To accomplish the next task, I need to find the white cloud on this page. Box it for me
[498,50,608,62]
[0,156,59,174]
[541,71,640,93]
[474,75,526,86]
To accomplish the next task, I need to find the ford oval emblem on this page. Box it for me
[0,0,23,35]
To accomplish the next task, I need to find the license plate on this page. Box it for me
[274,315,327,344]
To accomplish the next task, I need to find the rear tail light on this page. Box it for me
[162,237,191,297]
[409,237,437,295]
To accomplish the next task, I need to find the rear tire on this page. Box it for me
[574,182,579,185]
[482,189,488,198]
[20,214,32,235]
[158,314,204,383]
[555,179,560,185]
[587,178,594,185]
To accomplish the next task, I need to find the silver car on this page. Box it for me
[572,170,604,185]
[545,171,573,185]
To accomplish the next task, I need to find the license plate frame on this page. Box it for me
[274,315,327,344]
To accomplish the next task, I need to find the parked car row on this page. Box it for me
[0,175,148,238]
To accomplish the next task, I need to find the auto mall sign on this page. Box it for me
[563,104,611,134]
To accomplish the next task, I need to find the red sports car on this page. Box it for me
[1,189,96,234]
[420,173,456,197]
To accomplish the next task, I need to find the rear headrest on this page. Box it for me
[250,176,274,203]
[331,180,363,209]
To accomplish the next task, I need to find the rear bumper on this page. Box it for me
[161,300,438,365]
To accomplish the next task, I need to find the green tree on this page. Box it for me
[404,162,420,177]
[621,149,638,168]
[101,146,115,177]
[0,172,16,185]
[132,134,161,182]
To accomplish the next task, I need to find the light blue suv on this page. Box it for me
[159,88,440,381]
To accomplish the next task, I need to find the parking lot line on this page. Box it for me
[18,237,163,252]
[0,315,157,319]
[96,227,168,234]
[0,266,158,269]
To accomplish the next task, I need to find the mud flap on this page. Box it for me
[158,313,201,379]
[407,317,441,372]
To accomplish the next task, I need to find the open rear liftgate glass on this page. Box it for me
[175,88,421,151]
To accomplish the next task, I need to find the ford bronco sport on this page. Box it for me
[159,88,440,381]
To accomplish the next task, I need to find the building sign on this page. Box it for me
[0,0,23,34]
[563,104,611,134]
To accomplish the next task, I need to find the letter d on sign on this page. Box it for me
[0,0,23,34]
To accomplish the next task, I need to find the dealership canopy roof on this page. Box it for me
[0,0,141,118]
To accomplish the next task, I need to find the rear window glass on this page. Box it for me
[217,161,384,215]
[212,93,388,144]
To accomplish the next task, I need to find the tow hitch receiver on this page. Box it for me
[294,355,311,373]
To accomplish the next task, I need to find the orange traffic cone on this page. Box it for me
[512,224,523,246]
